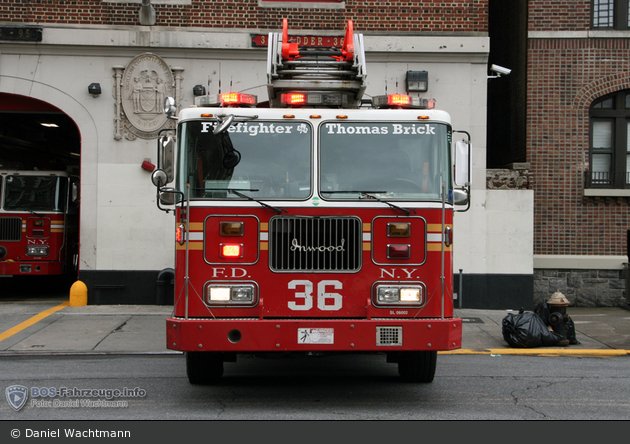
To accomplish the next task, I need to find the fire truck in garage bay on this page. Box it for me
[151,20,471,383]
[0,170,78,276]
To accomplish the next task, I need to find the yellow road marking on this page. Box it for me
[0,301,69,343]
[440,348,630,357]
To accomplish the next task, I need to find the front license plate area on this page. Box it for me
[298,328,334,344]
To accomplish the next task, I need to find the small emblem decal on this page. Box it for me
[6,385,28,411]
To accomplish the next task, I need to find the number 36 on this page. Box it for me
[288,280,343,311]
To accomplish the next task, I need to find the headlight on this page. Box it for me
[25,246,50,257]
[206,284,256,306]
[375,284,424,306]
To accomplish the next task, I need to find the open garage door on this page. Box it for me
[0,93,80,172]
[0,93,81,296]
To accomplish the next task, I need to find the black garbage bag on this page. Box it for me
[502,308,567,348]
[566,318,580,345]
[534,301,580,345]
[534,301,551,324]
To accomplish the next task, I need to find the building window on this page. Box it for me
[258,0,345,8]
[588,90,630,188]
[592,0,630,29]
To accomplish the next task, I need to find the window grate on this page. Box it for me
[0,217,22,241]
[269,216,362,272]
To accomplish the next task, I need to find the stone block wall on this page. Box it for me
[486,164,531,190]
[534,268,628,307]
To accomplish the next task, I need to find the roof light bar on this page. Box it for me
[282,93,306,105]
[195,93,258,107]
[372,95,436,110]
[280,92,347,108]
[220,93,257,105]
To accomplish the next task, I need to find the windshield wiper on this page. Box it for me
[322,190,413,215]
[194,187,287,214]
[228,189,287,214]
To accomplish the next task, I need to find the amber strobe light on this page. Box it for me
[387,222,411,237]
[220,221,244,236]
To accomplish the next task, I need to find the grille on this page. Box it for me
[0,217,22,241]
[269,216,362,272]
[376,326,403,346]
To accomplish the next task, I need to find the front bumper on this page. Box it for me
[0,260,62,276]
[167,317,462,353]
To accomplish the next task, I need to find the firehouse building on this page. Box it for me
[0,1,535,309]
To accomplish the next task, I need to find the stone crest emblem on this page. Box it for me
[113,53,184,140]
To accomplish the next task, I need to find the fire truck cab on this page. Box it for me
[152,20,471,384]
[0,170,79,277]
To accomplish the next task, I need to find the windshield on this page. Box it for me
[319,122,452,200]
[2,175,68,212]
[178,120,312,200]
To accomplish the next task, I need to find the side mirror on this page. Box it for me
[163,97,177,120]
[453,189,469,206]
[71,182,80,203]
[158,134,175,184]
[453,131,472,212]
[159,191,175,206]
[454,140,471,187]
[214,114,235,134]
[151,169,169,188]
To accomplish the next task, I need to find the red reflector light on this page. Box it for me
[388,94,411,106]
[281,93,306,105]
[221,244,243,258]
[176,224,185,245]
[387,244,411,259]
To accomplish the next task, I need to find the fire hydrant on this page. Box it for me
[547,291,571,345]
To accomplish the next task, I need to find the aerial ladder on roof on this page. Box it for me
[266,19,367,108]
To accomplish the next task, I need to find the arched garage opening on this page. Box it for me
[0,93,81,297]
[0,93,80,172]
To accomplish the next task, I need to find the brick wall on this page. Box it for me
[527,2,630,257]
[528,0,590,31]
[0,0,488,31]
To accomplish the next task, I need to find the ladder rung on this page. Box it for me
[283,60,352,66]
[276,70,359,77]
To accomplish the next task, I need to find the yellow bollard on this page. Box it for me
[69,280,88,307]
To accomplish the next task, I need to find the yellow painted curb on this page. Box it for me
[0,301,69,344]
[69,280,88,307]
[440,348,630,357]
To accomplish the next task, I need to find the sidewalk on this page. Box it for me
[453,307,630,356]
[0,302,629,356]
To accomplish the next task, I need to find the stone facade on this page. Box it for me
[486,164,531,190]
[534,268,628,307]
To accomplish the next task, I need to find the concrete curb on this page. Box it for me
[441,348,630,357]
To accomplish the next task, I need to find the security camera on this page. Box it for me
[490,64,512,76]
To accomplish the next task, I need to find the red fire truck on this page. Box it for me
[0,170,79,277]
[152,20,471,383]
